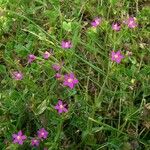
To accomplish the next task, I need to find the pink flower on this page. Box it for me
[12,130,27,145]
[91,17,101,27]
[52,64,61,71]
[37,128,48,139]
[12,71,23,80]
[61,40,72,49]
[55,73,62,79]
[54,100,68,114]
[111,51,124,63]
[43,51,51,59]
[31,138,40,147]
[124,17,137,28]
[28,54,36,63]
[112,23,121,31]
[63,73,79,89]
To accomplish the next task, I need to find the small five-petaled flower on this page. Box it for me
[61,40,72,49]
[37,128,48,139]
[12,71,23,80]
[54,100,68,114]
[63,73,79,89]
[28,54,36,63]
[52,64,61,71]
[55,73,62,79]
[31,138,40,147]
[111,51,124,63]
[12,130,27,145]
[91,17,101,27]
[112,23,121,31]
[124,17,137,28]
[43,51,51,59]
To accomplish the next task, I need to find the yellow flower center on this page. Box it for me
[65,42,69,47]
[60,105,64,109]
[95,20,99,24]
[41,132,44,136]
[114,54,118,58]
[17,74,21,77]
[17,136,21,140]
[68,78,73,83]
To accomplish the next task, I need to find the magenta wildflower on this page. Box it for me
[52,64,61,71]
[12,131,27,145]
[63,73,79,89]
[44,148,48,150]
[31,138,40,147]
[12,71,23,80]
[61,40,72,49]
[37,128,48,139]
[112,23,121,31]
[124,17,137,28]
[28,54,36,63]
[54,100,68,114]
[55,73,62,79]
[111,51,124,63]
[43,51,51,59]
[91,17,101,27]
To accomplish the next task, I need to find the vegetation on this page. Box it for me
[0,0,150,149]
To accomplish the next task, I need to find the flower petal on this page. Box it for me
[22,135,27,140]
[68,83,74,89]
[58,100,63,105]
[54,105,60,110]
[18,131,22,136]
[63,107,68,112]
[73,79,79,84]
[18,140,23,145]
[12,134,17,139]
[58,109,63,114]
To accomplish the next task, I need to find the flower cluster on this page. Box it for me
[11,15,137,148]
[91,16,137,31]
[12,128,48,147]
[28,51,52,63]
[13,16,137,80]
[90,17,136,64]
[112,17,137,31]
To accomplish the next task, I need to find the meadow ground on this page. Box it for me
[0,0,150,150]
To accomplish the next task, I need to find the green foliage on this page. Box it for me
[0,0,150,149]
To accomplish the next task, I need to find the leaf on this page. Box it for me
[62,21,72,32]
[35,100,47,115]
[109,0,117,5]
[6,144,18,150]
[0,65,6,73]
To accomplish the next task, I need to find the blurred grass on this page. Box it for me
[0,0,150,149]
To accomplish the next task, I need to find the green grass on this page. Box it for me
[0,0,150,149]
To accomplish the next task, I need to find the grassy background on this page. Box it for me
[0,0,150,149]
